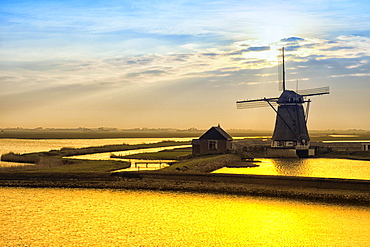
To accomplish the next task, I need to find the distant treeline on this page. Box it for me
[1,128,369,141]
[0,128,272,139]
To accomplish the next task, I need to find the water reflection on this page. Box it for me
[271,159,310,176]
[1,187,369,246]
[214,158,370,180]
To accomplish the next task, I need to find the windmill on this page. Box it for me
[236,47,329,157]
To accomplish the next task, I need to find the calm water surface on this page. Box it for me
[1,187,369,246]
[214,158,370,180]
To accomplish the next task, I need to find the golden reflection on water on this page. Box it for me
[214,158,370,180]
[1,187,369,246]
[67,145,191,161]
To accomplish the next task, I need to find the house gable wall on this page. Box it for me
[192,126,233,156]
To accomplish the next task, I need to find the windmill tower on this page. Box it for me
[236,47,329,157]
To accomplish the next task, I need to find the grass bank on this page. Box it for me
[1,158,130,173]
[1,171,369,206]
[111,147,192,160]
[160,154,241,173]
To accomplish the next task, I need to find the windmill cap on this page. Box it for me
[278,90,304,103]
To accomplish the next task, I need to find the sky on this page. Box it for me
[1,0,370,130]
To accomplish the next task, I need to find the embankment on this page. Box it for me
[1,171,369,205]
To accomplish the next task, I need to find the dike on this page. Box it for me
[1,171,369,206]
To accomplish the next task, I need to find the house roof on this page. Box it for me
[199,126,232,140]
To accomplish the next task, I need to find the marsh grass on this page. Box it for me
[34,159,130,173]
[1,157,130,173]
[160,154,241,173]
[112,147,192,160]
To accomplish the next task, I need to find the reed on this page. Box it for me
[160,154,241,173]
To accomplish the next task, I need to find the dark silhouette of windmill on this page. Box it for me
[236,47,329,157]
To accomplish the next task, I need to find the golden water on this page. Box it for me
[1,187,369,246]
[214,158,370,180]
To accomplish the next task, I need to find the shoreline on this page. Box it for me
[1,172,369,206]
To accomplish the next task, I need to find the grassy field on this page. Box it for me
[35,159,131,173]
[310,131,370,142]
[160,154,241,173]
[316,151,370,160]
[1,157,130,173]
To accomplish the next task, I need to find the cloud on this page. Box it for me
[322,46,354,51]
[247,46,271,52]
[329,73,370,78]
[126,70,167,79]
[281,37,305,42]
[285,46,302,51]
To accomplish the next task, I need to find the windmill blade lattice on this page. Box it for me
[297,86,330,97]
[236,97,278,109]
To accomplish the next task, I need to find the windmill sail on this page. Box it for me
[297,86,330,97]
[236,97,278,109]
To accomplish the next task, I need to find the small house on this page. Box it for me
[192,125,233,156]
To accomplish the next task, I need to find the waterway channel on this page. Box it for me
[1,187,369,246]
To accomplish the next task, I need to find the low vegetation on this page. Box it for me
[160,154,241,173]
[111,147,192,160]
[316,151,370,161]
[35,159,131,173]
[1,157,130,173]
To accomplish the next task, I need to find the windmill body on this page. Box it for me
[271,90,309,149]
[236,48,329,157]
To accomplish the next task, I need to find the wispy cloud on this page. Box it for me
[330,73,370,78]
